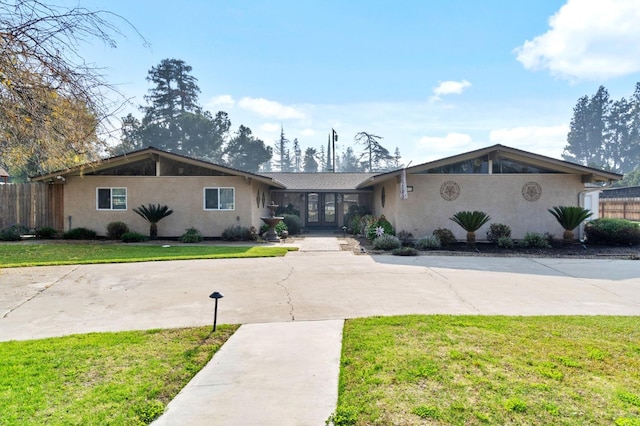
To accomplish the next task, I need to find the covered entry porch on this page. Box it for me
[270,191,372,230]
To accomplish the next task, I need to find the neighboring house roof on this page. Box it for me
[600,186,640,198]
[0,167,8,177]
[30,147,286,189]
[358,144,623,188]
[262,172,378,191]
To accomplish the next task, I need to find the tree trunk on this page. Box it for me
[563,229,574,245]
[466,231,476,246]
[150,223,158,240]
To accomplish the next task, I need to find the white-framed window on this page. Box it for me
[97,187,127,210]
[204,187,235,210]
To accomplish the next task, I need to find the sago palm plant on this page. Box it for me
[548,206,592,244]
[133,204,174,239]
[450,210,491,246]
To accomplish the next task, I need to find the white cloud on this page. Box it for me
[515,0,640,80]
[415,133,475,161]
[430,80,471,102]
[207,94,235,108]
[238,97,306,119]
[489,125,569,157]
[433,80,472,96]
[300,128,315,137]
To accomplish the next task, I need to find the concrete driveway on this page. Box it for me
[2,238,640,342]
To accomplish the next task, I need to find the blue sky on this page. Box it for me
[80,0,640,165]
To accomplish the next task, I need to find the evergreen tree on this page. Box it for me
[274,126,291,171]
[143,58,200,123]
[354,131,392,171]
[224,125,272,172]
[303,147,319,172]
[293,138,302,172]
[318,145,326,172]
[563,86,610,169]
[340,147,361,172]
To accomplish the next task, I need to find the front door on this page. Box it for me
[306,192,336,228]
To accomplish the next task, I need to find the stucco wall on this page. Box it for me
[63,175,271,237]
[377,173,586,240]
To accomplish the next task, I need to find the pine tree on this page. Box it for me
[293,139,302,172]
[274,127,291,171]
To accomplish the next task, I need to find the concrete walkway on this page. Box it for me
[153,320,343,426]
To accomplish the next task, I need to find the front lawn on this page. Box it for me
[0,243,297,267]
[0,325,239,425]
[333,315,640,425]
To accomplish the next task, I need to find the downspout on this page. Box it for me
[578,179,615,240]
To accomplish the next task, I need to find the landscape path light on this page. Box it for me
[209,291,224,332]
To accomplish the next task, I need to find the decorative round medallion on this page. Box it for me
[381,186,386,207]
[440,181,460,201]
[522,182,542,202]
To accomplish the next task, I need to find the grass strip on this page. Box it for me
[332,315,640,425]
[0,325,239,425]
[0,243,297,267]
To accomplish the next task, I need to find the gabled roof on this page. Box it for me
[30,147,286,188]
[262,172,378,191]
[0,167,8,177]
[358,144,623,188]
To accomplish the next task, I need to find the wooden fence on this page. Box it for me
[599,197,640,221]
[0,183,64,231]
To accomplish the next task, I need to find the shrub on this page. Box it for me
[282,214,302,235]
[275,203,300,217]
[416,235,441,250]
[433,228,457,246]
[35,226,58,239]
[585,218,640,246]
[106,221,129,240]
[0,224,28,241]
[260,221,288,237]
[392,246,418,256]
[366,215,395,241]
[520,232,551,248]
[359,215,375,236]
[132,203,173,239]
[344,205,371,235]
[372,234,401,250]
[63,227,97,240]
[450,210,491,245]
[486,223,511,243]
[548,206,593,243]
[396,230,414,247]
[181,227,203,243]
[121,232,148,243]
[222,225,252,241]
[497,236,515,249]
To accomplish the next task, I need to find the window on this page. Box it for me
[204,187,235,210]
[97,188,127,210]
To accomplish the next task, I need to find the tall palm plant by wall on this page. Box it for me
[133,204,174,240]
[548,206,593,244]
[450,210,491,246]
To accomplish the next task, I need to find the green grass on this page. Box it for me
[0,243,297,267]
[0,325,239,425]
[333,315,640,425]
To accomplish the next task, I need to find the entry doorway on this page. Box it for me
[306,193,336,228]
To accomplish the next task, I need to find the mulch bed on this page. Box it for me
[342,237,640,259]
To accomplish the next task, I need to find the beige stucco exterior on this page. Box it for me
[62,175,273,237]
[374,173,588,241]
